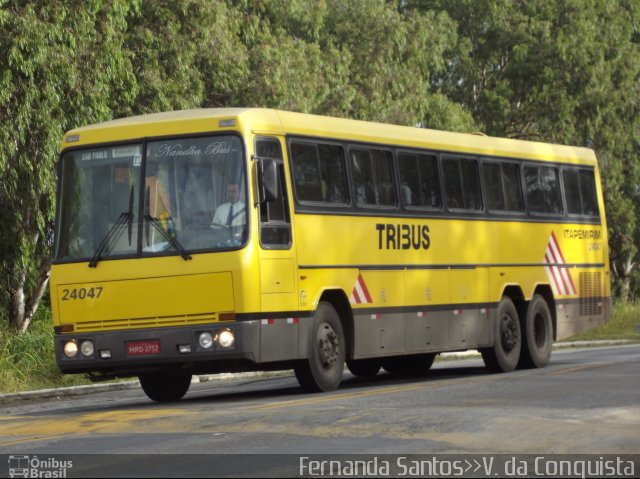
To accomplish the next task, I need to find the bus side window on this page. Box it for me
[460,158,483,211]
[579,170,599,216]
[483,162,505,211]
[525,165,563,215]
[398,152,441,209]
[256,138,291,248]
[318,144,348,204]
[372,150,396,207]
[444,157,482,211]
[290,141,348,205]
[563,168,599,217]
[483,161,524,213]
[563,169,582,214]
[351,148,396,208]
[443,158,463,209]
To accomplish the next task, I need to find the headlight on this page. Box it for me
[63,341,78,358]
[216,329,235,349]
[80,340,94,357]
[198,332,213,349]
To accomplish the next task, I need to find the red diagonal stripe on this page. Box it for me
[550,231,566,263]
[545,251,564,295]
[357,274,373,303]
[549,232,576,294]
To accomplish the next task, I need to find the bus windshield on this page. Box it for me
[55,135,246,262]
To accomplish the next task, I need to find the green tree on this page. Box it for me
[227,0,356,114]
[123,0,248,114]
[321,0,475,129]
[0,1,138,331]
[0,1,251,332]
[412,0,640,300]
[229,0,475,129]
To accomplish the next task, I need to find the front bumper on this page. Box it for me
[55,321,260,376]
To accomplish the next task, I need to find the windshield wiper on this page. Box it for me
[143,215,192,261]
[89,185,135,268]
[88,212,131,268]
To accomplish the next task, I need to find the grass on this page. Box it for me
[561,301,640,342]
[0,308,92,394]
[1,301,639,394]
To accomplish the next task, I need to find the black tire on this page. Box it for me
[139,372,192,402]
[382,353,436,375]
[294,302,345,392]
[346,358,381,377]
[480,296,521,373]
[518,294,553,369]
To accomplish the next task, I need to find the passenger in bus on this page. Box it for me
[401,181,413,205]
[211,183,245,227]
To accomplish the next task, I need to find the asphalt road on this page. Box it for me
[0,345,638,477]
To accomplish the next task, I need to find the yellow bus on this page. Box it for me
[52,108,611,401]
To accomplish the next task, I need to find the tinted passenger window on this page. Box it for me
[563,169,581,214]
[290,141,348,205]
[524,165,562,214]
[563,168,599,216]
[443,157,483,211]
[579,170,598,216]
[350,148,396,207]
[482,162,524,212]
[398,152,441,209]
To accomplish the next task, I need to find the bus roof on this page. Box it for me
[63,108,597,165]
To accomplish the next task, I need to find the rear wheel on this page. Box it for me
[382,353,436,375]
[518,294,553,369]
[481,296,521,373]
[139,372,192,402]
[294,302,345,392]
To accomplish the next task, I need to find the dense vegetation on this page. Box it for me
[1,0,639,333]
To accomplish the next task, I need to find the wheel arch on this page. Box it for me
[501,284,526,317]
[318,289,354,360]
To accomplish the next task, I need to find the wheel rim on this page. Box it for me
[317,322,340,370]
[500,312,519,353]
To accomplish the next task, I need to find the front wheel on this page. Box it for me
[294,302,345,392]
[480,296,521,373]
[518,294,553,369]
[139,372,192,402]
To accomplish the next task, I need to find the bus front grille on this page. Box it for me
[73,313,219,331]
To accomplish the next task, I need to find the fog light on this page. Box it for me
[99,349,111,359]
[80,340,94,357]
[178,344,192,354]
[198,332,213,349]
[216,329,235,348]
[63,341,78,358]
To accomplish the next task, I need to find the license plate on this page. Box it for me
[127,340,160,356]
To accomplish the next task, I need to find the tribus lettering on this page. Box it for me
[376,224,430,250]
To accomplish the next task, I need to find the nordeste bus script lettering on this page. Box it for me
[376,223,430,250]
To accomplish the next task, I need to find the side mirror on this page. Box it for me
[258,159,278,203]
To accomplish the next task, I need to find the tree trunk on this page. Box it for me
[20,260,51,333]
[8,260,51,334]
[620,278,630,303]
[8,268,27,331]
[620,257,635,305]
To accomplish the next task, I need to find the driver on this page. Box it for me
[211,183,245,227]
